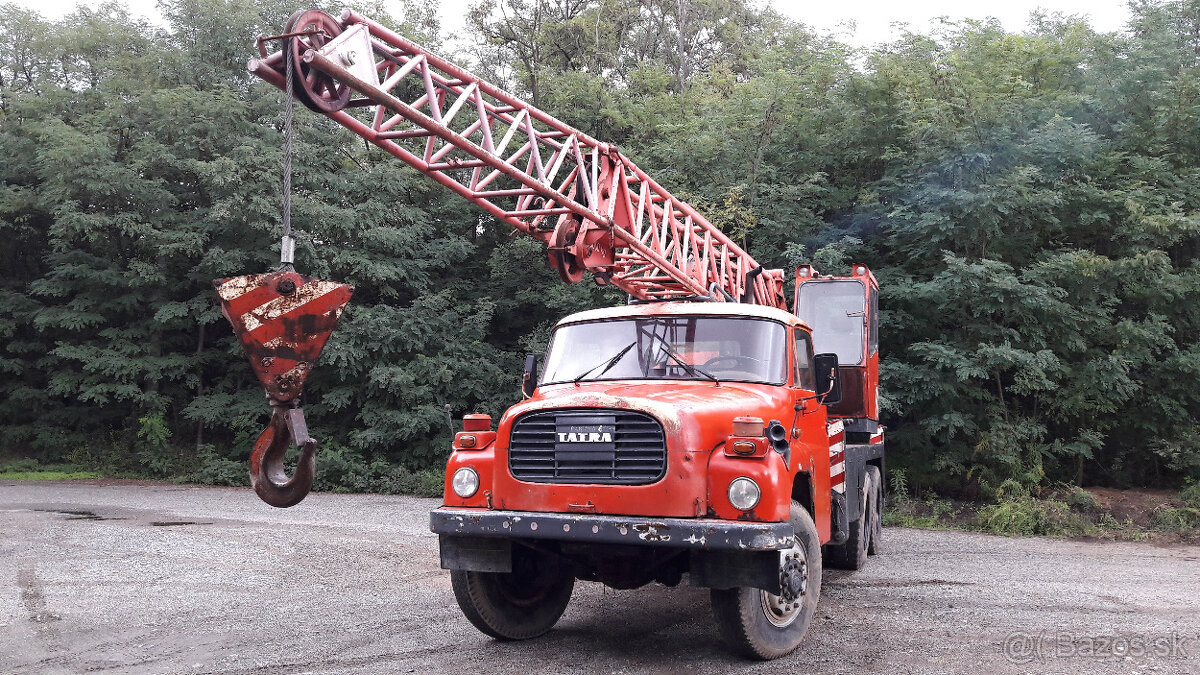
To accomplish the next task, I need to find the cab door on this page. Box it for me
[790,326,833,542]
[790,328,825,447]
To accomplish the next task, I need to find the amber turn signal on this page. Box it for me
[458,434,477,448]
[731,440,757,455]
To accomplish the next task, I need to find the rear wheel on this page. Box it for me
[451,546,574,640]
[710,501,822,660]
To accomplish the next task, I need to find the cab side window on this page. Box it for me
[869,283,879,356]
[794,331,815,390]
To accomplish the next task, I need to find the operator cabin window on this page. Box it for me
[794,332,815,390]
[796,280,866,366]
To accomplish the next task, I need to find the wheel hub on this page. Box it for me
[759,546,808,628]
[780,556,808,602]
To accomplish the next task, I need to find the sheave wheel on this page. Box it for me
[451,545,574,640]
[283,9,352,113]
[711,500,822,660]
[866,465,882,555]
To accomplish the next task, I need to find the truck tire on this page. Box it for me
[866,465,882,555]
[825,469,874,570]
[710,500,822,660]
[450,546,574,641]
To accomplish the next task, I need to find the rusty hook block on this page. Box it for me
[214,270,353,507]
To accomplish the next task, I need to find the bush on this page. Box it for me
[309,443,444,496]
[880,492,963,528]
[888,467,911,505]
[0,457,40,473]
[1042,483,1099,512]
[1181,482,1200,509]
[1153,507,1200,533]
[385,467,444,497]
[976,497,1088,537]
[311,443,377,493]
[1063,485,1100,512]
[179,441,444,496]
[136,413,181,477]
[187,447,249,487]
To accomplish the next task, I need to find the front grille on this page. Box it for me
[509,409,667,484]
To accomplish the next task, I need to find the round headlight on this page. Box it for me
[452,467,480,498]
[728,477,761,511]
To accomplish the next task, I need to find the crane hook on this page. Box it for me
[214,270,353,508]
[250,406,318,508]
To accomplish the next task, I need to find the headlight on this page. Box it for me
[728,477,761,511]
[452,467,480,498]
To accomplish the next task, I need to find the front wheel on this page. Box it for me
[451,546,574,640]
[710,501,822,660]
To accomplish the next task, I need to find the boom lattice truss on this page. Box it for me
[249,9,784,307]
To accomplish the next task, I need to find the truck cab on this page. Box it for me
[440,302,834,525]
[431,267,884,659]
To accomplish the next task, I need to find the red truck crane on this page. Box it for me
[221,9,885,660]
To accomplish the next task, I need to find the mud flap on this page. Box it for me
[689,550,782,594]
[440,535,513,573]
[828,491,849,545]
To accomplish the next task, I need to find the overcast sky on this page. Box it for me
[14,0,1133,47]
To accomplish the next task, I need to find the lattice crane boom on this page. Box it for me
[248,9,785,308]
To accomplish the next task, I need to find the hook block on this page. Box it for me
[214,270,354,404]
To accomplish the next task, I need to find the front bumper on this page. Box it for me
[429,507,793,550]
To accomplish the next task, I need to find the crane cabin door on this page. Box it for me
[793,265,879,433]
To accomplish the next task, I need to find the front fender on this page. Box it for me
[706,448,791,522]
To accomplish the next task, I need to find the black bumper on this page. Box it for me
[429,507,794,551]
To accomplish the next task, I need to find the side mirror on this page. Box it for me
[813,353,841,405]
[521,354,538,398]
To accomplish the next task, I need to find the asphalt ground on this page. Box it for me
[2,481,1198,674]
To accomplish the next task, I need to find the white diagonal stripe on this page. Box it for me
[238,280,343,335]
[216,274,266,302]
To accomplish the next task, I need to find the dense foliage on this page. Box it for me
[3,0,1200,495]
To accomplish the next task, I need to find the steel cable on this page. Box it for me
[280,44,296,269]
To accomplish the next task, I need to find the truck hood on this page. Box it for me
[506,380,790,441]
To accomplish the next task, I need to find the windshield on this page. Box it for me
[542,316,788,385]
[797,280,866,365]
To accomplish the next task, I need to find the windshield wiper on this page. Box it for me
[653,337,719,384]
[573,341,637,383]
